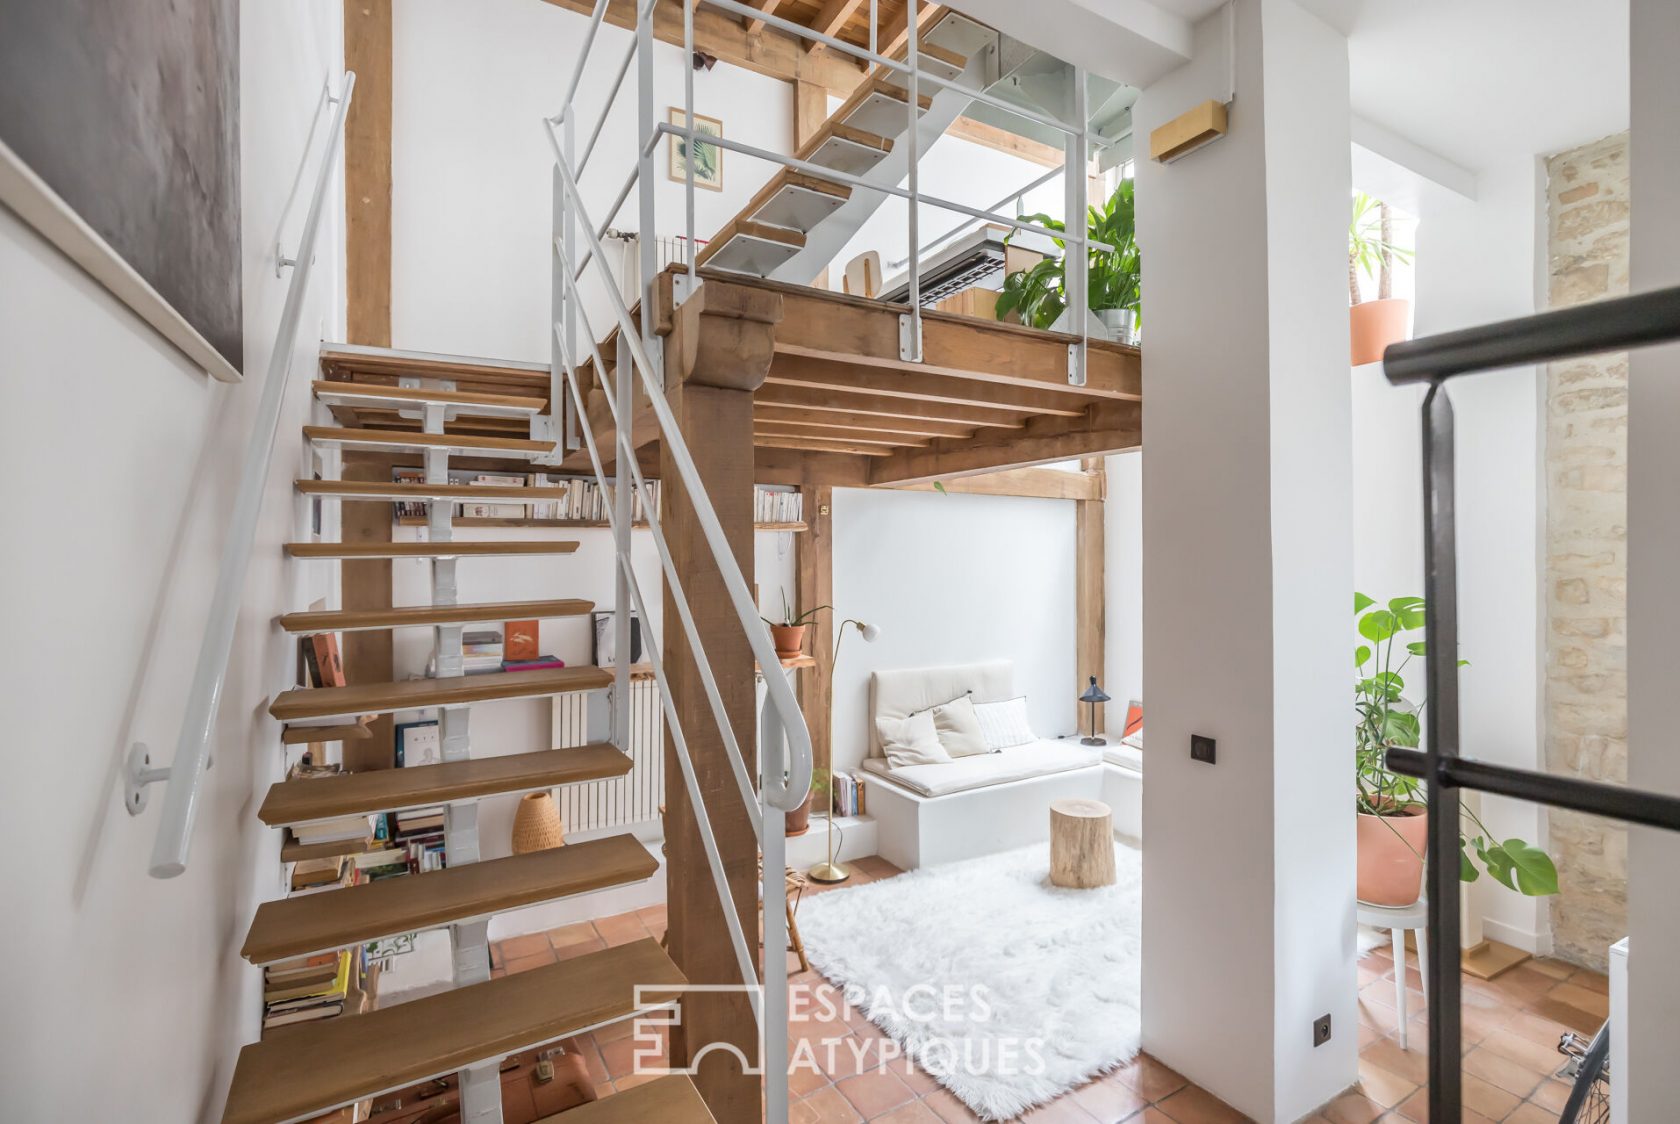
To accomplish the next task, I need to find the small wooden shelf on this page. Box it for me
[394,516,806,532]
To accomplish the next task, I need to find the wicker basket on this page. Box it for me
[511,791,565,853]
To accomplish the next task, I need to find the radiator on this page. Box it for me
[553,679,665,832]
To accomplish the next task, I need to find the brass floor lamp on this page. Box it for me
[808,618,880,884]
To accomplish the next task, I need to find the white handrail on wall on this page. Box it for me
[126,71,356,879]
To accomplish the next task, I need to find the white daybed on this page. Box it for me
[858,660,1143,870]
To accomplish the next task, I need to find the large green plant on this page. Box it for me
[1355,593,1559,896]
[996,179,1141,331]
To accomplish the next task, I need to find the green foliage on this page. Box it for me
[1349,191,1413,305]
[761,587,830,628]
[995,179,1141,331]
[1355,593,1558,896]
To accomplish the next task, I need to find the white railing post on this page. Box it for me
[613,332,633,747]
[761,702,791,1123]
[636,0,658,370]
[684,0,698,290]
[903,4,923,362]
[1065,65,1089,386]
[132,71,355,880]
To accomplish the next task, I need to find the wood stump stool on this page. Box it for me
[1049,798,1116,888]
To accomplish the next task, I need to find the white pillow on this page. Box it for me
[973,696,1036,750]
[876,710,951,768]
[929,695,992,758]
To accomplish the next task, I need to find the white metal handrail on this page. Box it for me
[127,72,356,879]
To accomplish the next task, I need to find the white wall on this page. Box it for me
[829,488,1079,774]
[390,0,793,360]
[1134,1,1356,1118]
[1103,451,1144,720]
[1351,157,1550,952]
[1625,0,1680,1111]
[0,3,344,1117]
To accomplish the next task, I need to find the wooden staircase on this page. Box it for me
[223,347,713,1124]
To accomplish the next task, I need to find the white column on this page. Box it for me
[1134,2,1355,1119]
[1626,0,1680,1114]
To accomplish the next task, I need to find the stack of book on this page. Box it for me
[462,629,503,674]
[827,770,867,818]
[754,487,803,524]
[290,854,348,893]
[372,808,447,873]
[261,949,355,1031]
[286,759,373,849]
[297,632,346,689]
[464,473,527,518]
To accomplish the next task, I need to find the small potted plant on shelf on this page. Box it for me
[1348,192,1414,365]
[996,179,1141,344]
[763,588,828,659]
[1355,593,1559,905]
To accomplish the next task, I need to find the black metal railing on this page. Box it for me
[1380,283,1680,1121]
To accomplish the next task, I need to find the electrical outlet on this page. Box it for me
[1313,1014,1332,1047]
[1190,734,1217,764]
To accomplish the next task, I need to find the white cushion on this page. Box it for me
[876,710,951,768]
[868,661,1015,758]
[973,696,1035,750]
[929,695,991,757]
[861,739,1101,798]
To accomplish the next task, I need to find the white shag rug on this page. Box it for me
[798,841,1142,1120]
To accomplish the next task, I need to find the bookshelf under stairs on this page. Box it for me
[223,344,715,1124]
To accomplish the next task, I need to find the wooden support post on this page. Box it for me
[339,455,396,772]
[1075,456,1106,735]
[797,480,834,776]
[344,0,392,348]
[661,281,783,1124]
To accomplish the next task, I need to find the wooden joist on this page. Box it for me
[297,479,569,503]
[754,380,1032,428]
[269,666,613,722]
[221,938,684,1124]
[310,380,547,417]
[285,541,581,559]
[279,598,592,634]
[754,434,896,457]
[259,745,631,828]
[754,421,925,446]
[280,719,374,746]
[243,834,657,964]
[762,356,1094,416]
[868,400,1142,484]
[754,404,978,438]
[536,1076,715,1124]
[302,426,556,457]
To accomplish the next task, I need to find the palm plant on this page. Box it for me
[1348,191,1412,305]
[996,179,1141,332]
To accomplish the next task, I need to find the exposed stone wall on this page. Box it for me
[1544,132,1630,970]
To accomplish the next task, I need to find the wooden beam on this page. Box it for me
[764,355,1099,416]
[797,480,835,788]
[795,80,829,148]
[948,116,1066,169]
[744,0,788,33]
[337,455,396,771]
[868,401,1141,484]
[805,0,866,53]
[755,381,1032,429]
[755,421,925,446]
[541,0,867,94]
[1075,456,1106,734]
[877,1,944,59]
[344,0,392,347]
[885,465,1102,501]
[755,434,896,456]
[755,404,977,439]
[661,301,764,1124]
[755,446,873,487]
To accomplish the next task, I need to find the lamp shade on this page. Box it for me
[1080,676,1111,704]
[859,622,881,643]
[512,791,565,853]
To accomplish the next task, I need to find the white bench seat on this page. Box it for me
[860,739,1101,797]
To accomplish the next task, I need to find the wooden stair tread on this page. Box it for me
[286,541,581,559]
[695,219,808,275]
[302,426,556,455]
[311,379,547,416]
[269,666,612,722]
[536,1077,714,1124]
[259,744,630,827]
[280,831,373,864]
[298,479,569,502]
[222,938,683,1124]
[280,719,374,745]
[279,598,592,633]
[242,833,657,964]
[317,344,550,391]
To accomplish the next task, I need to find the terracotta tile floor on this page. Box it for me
[489,857,1608,1122]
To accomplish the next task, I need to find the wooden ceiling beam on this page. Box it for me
[755,434,896,457]
[755,381,1031,427]
[877,2,944,60]
[805,0,866,53]
[743,0,788,33]
[885,464,1103,501]
[755,403,977,438]
[764,354,1098,416]
[755,446,873,487]
[867,401,1142,484]
[755,420,927,445]
[540,0,868,93]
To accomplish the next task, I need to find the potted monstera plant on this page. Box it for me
[1355,593,1559,905]
[996,179,1141,343]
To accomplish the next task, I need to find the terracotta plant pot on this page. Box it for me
[786,792,813,837]
[1356,806,1428,906]
[770,623,807,658]
[512,791,565,854]
[1349,297,1412,366]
